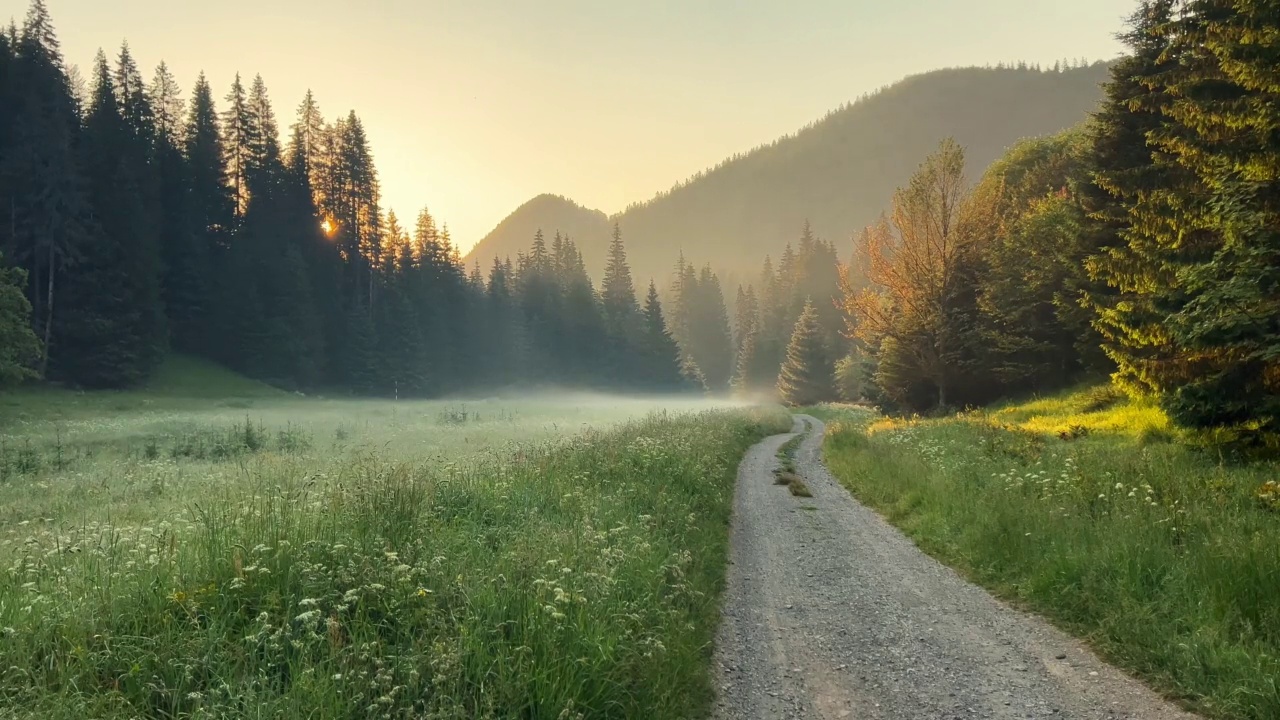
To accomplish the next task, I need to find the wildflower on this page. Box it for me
[416,588,431,597]
[294,610,322,624]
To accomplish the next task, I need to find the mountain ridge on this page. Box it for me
[465,62,1113,284]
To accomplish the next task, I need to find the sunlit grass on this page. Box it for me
[810,391,1280,720]
[986,384,1175,442]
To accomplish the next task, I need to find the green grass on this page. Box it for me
[810,391,1280,720]
[774,425,811,496]
[0,363,792,718]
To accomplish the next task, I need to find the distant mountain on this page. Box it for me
[465,63,1112,284]
[464,194,609,271]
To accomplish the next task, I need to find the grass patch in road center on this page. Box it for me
[810,394,1280,720]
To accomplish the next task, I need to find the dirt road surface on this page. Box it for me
[711,414,1198,720]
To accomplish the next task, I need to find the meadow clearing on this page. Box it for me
[812,388,1280,720]
[0,357,790,719]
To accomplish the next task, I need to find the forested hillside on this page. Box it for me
[466,62,1111,281]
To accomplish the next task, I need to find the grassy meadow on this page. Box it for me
[811,388,1280,720]
[0,357,791,718]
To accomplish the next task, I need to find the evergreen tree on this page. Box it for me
[777,299,836,406]
[150,61,207,354]
[54,50,165,387]
[0,252,41,387]
[1146,0,1280,435]
[601,222,641,333]
[974,130,1098,392]
[221,73,252,220]
[185,72,232,245]
[1,0,90,377]
[1082,0,1186,400]
[640,281,685,390]
[680,353,708,394]
[245,74,281,196]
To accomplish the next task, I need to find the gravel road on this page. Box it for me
[711,414,1198,720]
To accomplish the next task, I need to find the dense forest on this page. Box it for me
[467,62,1112,282]
[0,1,694,396]
[799,0,1279,448]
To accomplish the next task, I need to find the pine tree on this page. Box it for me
[687,265,736,392]
[600,223,644,381]
[777,299,836,406]
[680,353,708,394]
[641,281,685,390]
[222,73,252,220]
[1146,0,1280,435]
[0,252,41,387]
[245,74,281,197]
[1082,0,1186,400]
[601,223,640,331]
[1,0,91,377]
[974,130,1098,393]
[54,50,165,387]
[185,73,232,243]
[150,62,207,354]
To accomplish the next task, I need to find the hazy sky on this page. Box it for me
[18,0,1128,252]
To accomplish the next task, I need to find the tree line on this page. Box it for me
[0,1,692,396]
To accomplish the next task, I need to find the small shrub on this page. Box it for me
[1079,384,1124,413]
[1137,425,1176,447]
[276,424,311,454]
[1257,480,1280,512]
[1058,424,1090,441]
[438,407,471,426]
[14,441,41,475]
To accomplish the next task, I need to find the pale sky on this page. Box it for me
[13,0,1128,252]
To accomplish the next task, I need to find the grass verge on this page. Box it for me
[809,391,1280,720]
[0,407,790,719]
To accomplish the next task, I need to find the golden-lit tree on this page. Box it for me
[839,138,993,408]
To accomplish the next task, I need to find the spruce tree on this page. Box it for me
[1,0,91,377]
[185,73,233,244]
[1150,0,1280,435]
[686,265,735,391]
[221,73,252,220]
[150,62,208,354]
[777,299,836,406]
[0,252,41,387]
[641,281,685,390]
[601,223,641,331]
[54,50,165,387]
[1082,0,1186,398]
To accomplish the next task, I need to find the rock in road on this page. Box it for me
[712,414,1197,720]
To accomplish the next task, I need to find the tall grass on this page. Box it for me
[812,392,1280,720]
[0,405,789,719]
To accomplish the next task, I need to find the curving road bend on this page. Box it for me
[711,414,1198,720]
